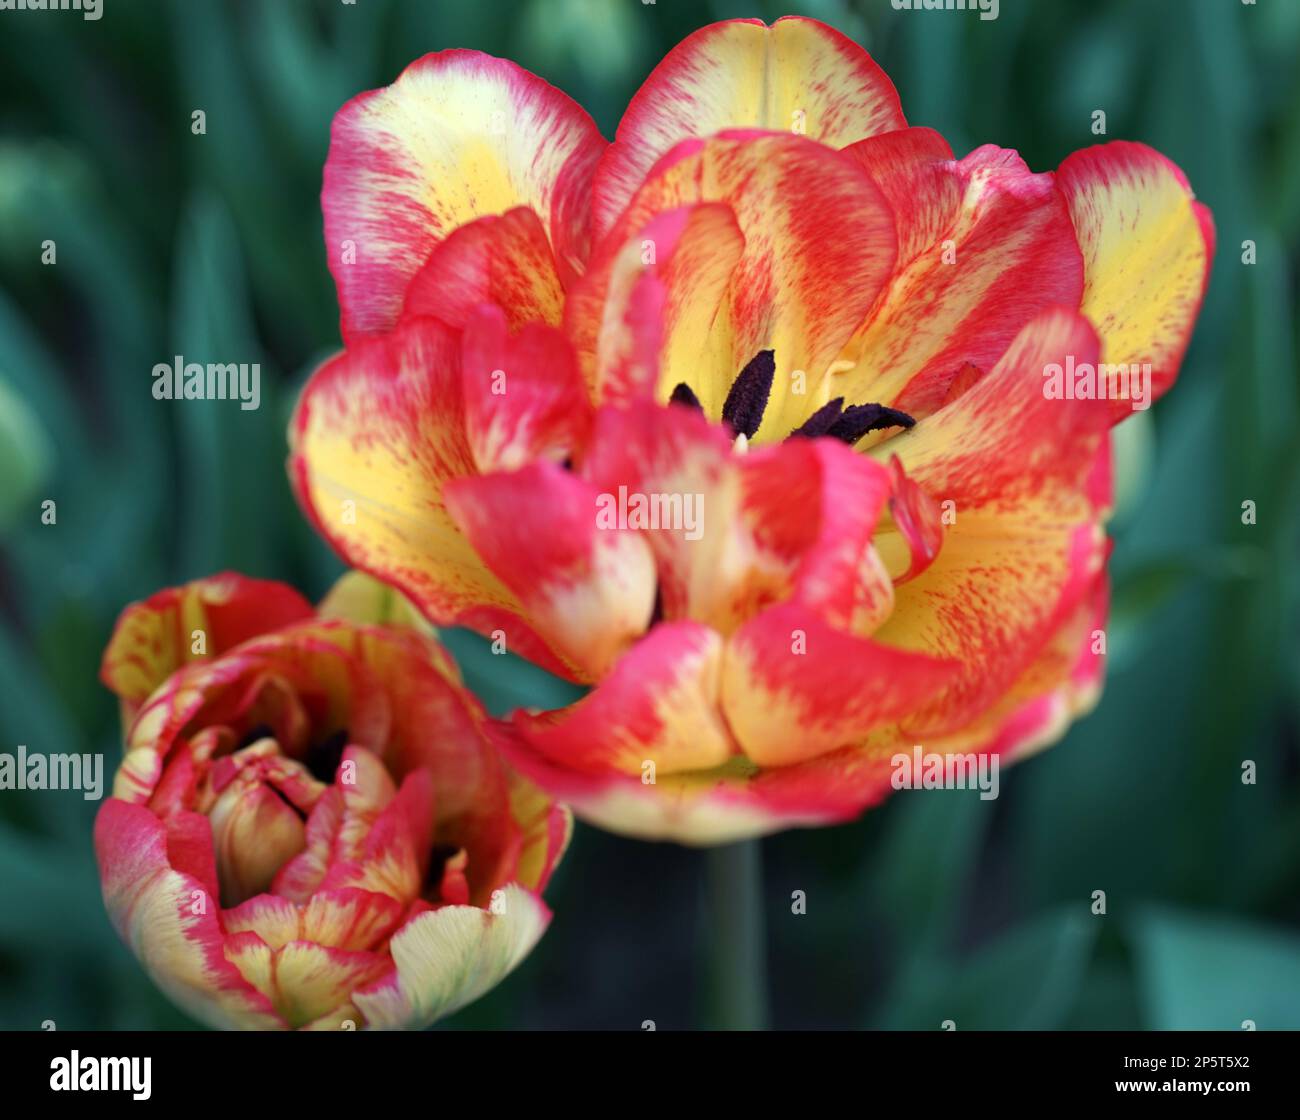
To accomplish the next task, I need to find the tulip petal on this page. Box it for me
[445,462,657,682]
[578,402,739,630]
[565,203,745,404]
[590,16,904,239]
[841,574,1111,791]
[507,621,736,777]
[271,941,391,1029]
[94,799,286,1029]
[289,317,519,628]
[113,655,257,804]
[603,132,898,438]
[987,571,1110,764]
[507,774,573,894]
[352,884,551,1029]
[492,721,883,845]
[578,404,896,636]
[1056,140,1214,415]
[274,786,344,903]
[158,803,223,902]
[400,207,566,332]
[221,894,301,951]
[459,304,593,475]
[269,619,538,909]
[834,145,1084,418]
[841,126,959,267]
[721,603,959,767]
[209,781,307,907]
[741,436,896,635]
[334,625,523,907]
[871,307,1113,732]
[322,755,428,904]
[324,50,605,339]
[875,454,945,585]
[100,574,312,718]
[291,334,605,680]
[316,570,434,635]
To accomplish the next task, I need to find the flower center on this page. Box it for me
[202,734,325,906]
[671,349,916,446]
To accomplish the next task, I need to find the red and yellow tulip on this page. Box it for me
[289,17,1214,843]
[94,571,568,1028]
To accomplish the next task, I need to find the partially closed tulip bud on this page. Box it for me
[95,571,569,1029]
[204,737,319,905]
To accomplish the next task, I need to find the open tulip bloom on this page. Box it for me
[288,16,1213,844]
[94,572,569,1029]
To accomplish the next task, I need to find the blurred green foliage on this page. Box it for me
[0,0,1296,1030]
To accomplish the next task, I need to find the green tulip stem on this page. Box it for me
[703,838,769,1030]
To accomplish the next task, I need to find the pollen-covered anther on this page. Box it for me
[790,398,915,445]
[669,382,702,410]
[720,349,776,438]
[671,350,914,447]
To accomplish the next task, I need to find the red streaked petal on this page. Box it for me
[445,462,657,682]
[459,303,593,474]
[565,202,744,404]
[835,145,1084,417]
[506,773,573,895]
[221,893,300,951]
[590,16,904,239]
[288,316,516,627]
[602,132,898,437]
[850,573,1112,792]
[324,50,604,340]
[876,307,1113,508]
[740,436,895,634]
[871,307,1113,732]
[270,940,390,1029]
[492,720,889,845]
[324,622,523,909]
[100,574,312,720]
[452,603,583,681]
[332,745,399,855]
[208,780,307,907]
[1056,140,1214,416]
[876,454,945,585]
[273,786,344,903]
[113,655,256,805]
[94,799,286,1029]
[577,402,747,631]
[504,621,736,777]
[721,603,958,767]
[993,570,1111,765]
[321,768,429,905]
[841,126,958,266]
[578,404,895,637]
[400,207,566,332]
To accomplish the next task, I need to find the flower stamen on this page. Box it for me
[720,348,775,438]
[672,350,914,446]
[669,382,702,409]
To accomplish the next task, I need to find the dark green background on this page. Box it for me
[0,0,1297,1029]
